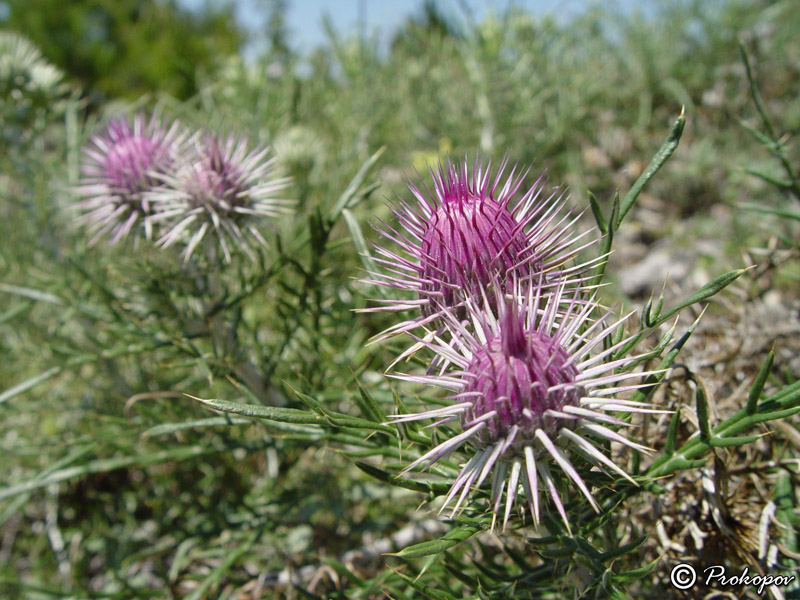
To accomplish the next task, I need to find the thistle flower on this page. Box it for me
[0,31,64,99]
[388,278,668,532]
[75,113,184,245]
[367,158,598,335]
[154,134,291,262]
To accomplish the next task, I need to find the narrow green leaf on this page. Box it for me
[654,269,746,327]
[597,535,648,561]
[623,313,698,407]
[194,394,393,433]
[391,525,480,558]
[694,378,711,442]
[0,301,29,325]
[748,350,774,415]
[539,539,578,559]
[739,43,800,200]
[738,118,774,147]
[354,461,449,495]
[0,283,64,305]
[709,434,761,447]
[0,366,62,405]
[291,386,327,413]
[589,191,618,287]
[609,190,620,232]
[739,43,777,140]
[342,207,382,279]
[169,537,201,582]
[443,560,479,588]
[610,559,659,585]
[0,578,147,598]
[739,203,800,221]
[290,585,324,600]
[141,416,253,438]
[603,581,635,600]
[744,168,794,190]
[395,572,457,600]
[0,444,96,526]
[0,444,243,501]
[618,109,685,227]
[292,387,394,433]
[352,375,387,423]
[749,405,800,424]
[502,543,534,570]
[656,457,709,476]
[774,472,798,560]
[329,146,385,223]
[184,532,257,600]
[191,395,324,424]
[319,556,363,584]
[588,190,608,235]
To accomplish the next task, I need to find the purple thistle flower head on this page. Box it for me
[388,278,669,532]
[366,158,598,336]
[417,163,536,311]
[75,113,184,245]
[187,136,249,213]
[153,133,292,263]
[465,304,583,446]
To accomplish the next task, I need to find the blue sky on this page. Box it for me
[180,0,605,53]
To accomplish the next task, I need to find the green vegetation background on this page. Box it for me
[1,0,798,598]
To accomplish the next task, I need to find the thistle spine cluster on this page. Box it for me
[75,111,291,261]
[371,158,664,531]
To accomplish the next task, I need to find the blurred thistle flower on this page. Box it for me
[154,134,291,262]
[0,31,64,99]
[388,278,668,532]
[366,158,598,336]
[273,125,325,178]
[75,113,185,245]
